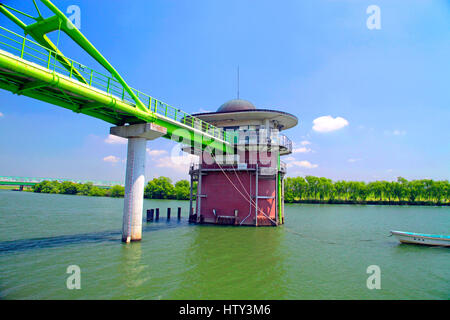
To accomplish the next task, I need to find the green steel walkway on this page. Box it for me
[0,0,234,154]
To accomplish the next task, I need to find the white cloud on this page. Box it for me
[287,160,318,169]
[284,156,296,161]
[393,130,406,136]
[292,147,311,154]
[312,115,349,133]
[0,112,4,117]
[146,148,167,158]
[384,129,406,136]
[104,134,127,144]
[155,154,198,172]
[348,158,362,163]
[103,155,120,163]
[300,140,311,146]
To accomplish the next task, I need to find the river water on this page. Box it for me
[0,190,448,299]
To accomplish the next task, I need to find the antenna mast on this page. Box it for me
[237,65,240,99]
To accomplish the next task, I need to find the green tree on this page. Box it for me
[89,186,107,197]
[356,182,368,201]
[381,181,393,202]
[78,182,93,196]
[284,177,295,203]
[305,176,319,200]
[33,180,60,194]
[108,185,125,197]
[174,180,190,200]
[317,177,332,200]
[406,180,420,202]
[144,177,175,199]
[59,181,79,195]
[334,181,348,200]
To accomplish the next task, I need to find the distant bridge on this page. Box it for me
[0,176,123,188]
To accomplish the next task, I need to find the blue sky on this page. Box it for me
[0,0,449,183]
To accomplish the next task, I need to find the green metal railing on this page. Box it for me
[0,26,234,144]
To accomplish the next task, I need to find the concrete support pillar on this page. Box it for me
[110,123,167,243]
[122,137,146,242]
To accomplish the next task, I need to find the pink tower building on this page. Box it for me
[187,99,298,226]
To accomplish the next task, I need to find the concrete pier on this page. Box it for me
[122,137,146,242]
[110,123,167,242]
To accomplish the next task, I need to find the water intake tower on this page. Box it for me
[187,99,298,226]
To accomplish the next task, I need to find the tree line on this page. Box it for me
[284,176,450,205]
[32,176,449,205]
[32,177,194,200]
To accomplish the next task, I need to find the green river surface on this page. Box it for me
[0,189,448,299]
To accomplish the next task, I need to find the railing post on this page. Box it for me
[106,77,111,93]
[164,104,167,117]
[69,60,74,78]
[89,70,93,86]
[20,37,26,59]
[47,51,52,69]
[174,109,177,121]
[148,97,152,110]
[155,100,158,113]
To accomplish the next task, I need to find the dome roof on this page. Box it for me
[217,99,256,112]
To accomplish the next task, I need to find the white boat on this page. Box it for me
[390,230,450,247]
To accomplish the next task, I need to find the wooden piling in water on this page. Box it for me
[146,209,154,222]
[155,208,159,221]
[167,208,171,220]
[177,207,181,220]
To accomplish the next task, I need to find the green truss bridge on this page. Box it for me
[0,0,235,243]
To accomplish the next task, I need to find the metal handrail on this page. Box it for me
[234,129,293,153]
[0,26,234,144]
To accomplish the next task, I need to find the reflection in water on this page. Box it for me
[178,225,287,299]
[117,241,150,294]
